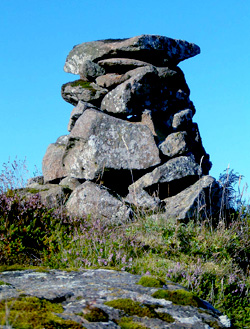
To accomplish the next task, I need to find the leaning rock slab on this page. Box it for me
[42,142,68,184]
[66,181,131,223]
[162,175,222,221]
[63,109,161,180]
[97,57,152,73]
[68,101,97,132]
[64,34,200,75]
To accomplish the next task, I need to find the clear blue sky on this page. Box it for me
[1,0,249,199]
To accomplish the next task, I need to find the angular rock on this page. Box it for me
[100,66,158,115]
[62,109,161,180]
[162,176,222,221]
[127,156,202,207]
[21,183,72,208]
[97,58,153,73]
[159,131,191,157]
[61,80,108,106]
[56,134,69,145]
[64,35,200,75]
[59,176,82,190]
[66,181,131,223]
[26,175,44,186]
[95,73,126,89]
[79,59,105,81]
[42,142,67,184]
[172,109,194,130]
[68,101,97,132]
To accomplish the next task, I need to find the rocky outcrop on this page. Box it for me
[31,34,222,222]
[0,269,231,328]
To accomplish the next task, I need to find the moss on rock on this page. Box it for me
[118,317,150,329]
[83,307,109,322]
[0,296,84,328]
[137,275,165,288]
[152,289,201,307]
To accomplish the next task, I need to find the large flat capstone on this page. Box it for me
[64,34,200,75]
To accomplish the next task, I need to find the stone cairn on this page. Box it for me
[29,35,222,223]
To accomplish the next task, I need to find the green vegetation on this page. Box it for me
[70,80,95,90]
[0,160,250,328]
[137,275,165,287]
[118,317,150,329]
[83,307,109,322]
[152,289,201,307]
[104,298,174,322]
[0,296,84,328]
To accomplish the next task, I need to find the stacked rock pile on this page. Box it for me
[29,35,222,222]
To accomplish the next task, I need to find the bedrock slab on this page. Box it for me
[0,269,230,328]
[64,34,200,75]
[62,109,161,180]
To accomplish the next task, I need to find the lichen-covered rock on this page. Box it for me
[42,142,67,184]
[159,131,191,157]
[79,59,105,80]
[67,101,97,132]
[100,66,158,115]
[66,181,131,223]
[21,183,72,208]
[62,109,161,180]
[162,175,222,221]
[64,35,200,75]
[172,108,194,130]
[95,73,126,89]
[97,57,153,73]
[0,269,231,328]
[61,80,108,106]
[126,155,202,208]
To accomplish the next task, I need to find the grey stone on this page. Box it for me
[97,58,153,73]
[79,59,105,80]
[62,109,161,180]
[42,142,67,184]
[127,156,202,208]
[59,176,82,190]
[21,183,71,208]
[162,176,222,221]
[64,35,200,75]
[159,131,191,157]
[0,269,230,328]
[100,66,158,115]
[172,109,194,130]
[66,181,131,223]
[56,134,69,145]
[95,73,126,89]
[61,80,108,106]
[68,101,97,132]
[26,175,44,186]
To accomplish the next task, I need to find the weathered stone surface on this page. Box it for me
[61,80,108,106]
[66,181,131,223]
[100,66,158,115]
[64,35,200,75]
[63,109,161,180]
[68,101,97,132]
[21,183,72,208]
[162,176,222,221]
[79,59,105,80]
[0,269,230,328]
[59,176,82,190]
[95,73,126,89]
[26,175,44,186]
[159,131,191,157]
[97,58,152,73]
[127,156,202,207]
[42,142,67,183]
[172,109,194,130]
